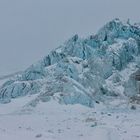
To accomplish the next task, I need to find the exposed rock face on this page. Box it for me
[130,70,140,95]
[133,70,140,81]
[130,95,140,104]
[0,19,140,106]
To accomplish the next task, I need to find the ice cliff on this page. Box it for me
[0,19,140,107]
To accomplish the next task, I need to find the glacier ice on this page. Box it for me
[0,19,140,107]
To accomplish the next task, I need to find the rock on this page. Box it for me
[35,134,42,138]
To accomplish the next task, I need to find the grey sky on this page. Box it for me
[0,0,140,75]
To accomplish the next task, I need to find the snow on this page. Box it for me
[0,79,7,87]
[0,19,140,139]
[0,96,140,140]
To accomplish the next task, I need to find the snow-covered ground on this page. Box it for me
[0,94,140,140]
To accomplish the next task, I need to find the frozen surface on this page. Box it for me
[0,96,140,140]
[0,19,140,140]
[0,19,140,106]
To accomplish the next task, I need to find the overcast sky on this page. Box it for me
[0,0,140,75]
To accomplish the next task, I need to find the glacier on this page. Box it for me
[0,18,140,107]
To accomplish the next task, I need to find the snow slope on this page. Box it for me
[0,95,140,140]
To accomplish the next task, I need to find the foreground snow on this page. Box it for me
[0,95,140,140]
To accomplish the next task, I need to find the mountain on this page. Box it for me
[0,18,140,107]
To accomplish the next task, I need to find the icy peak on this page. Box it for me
[70,34,79,42]
[0,19,140,107]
